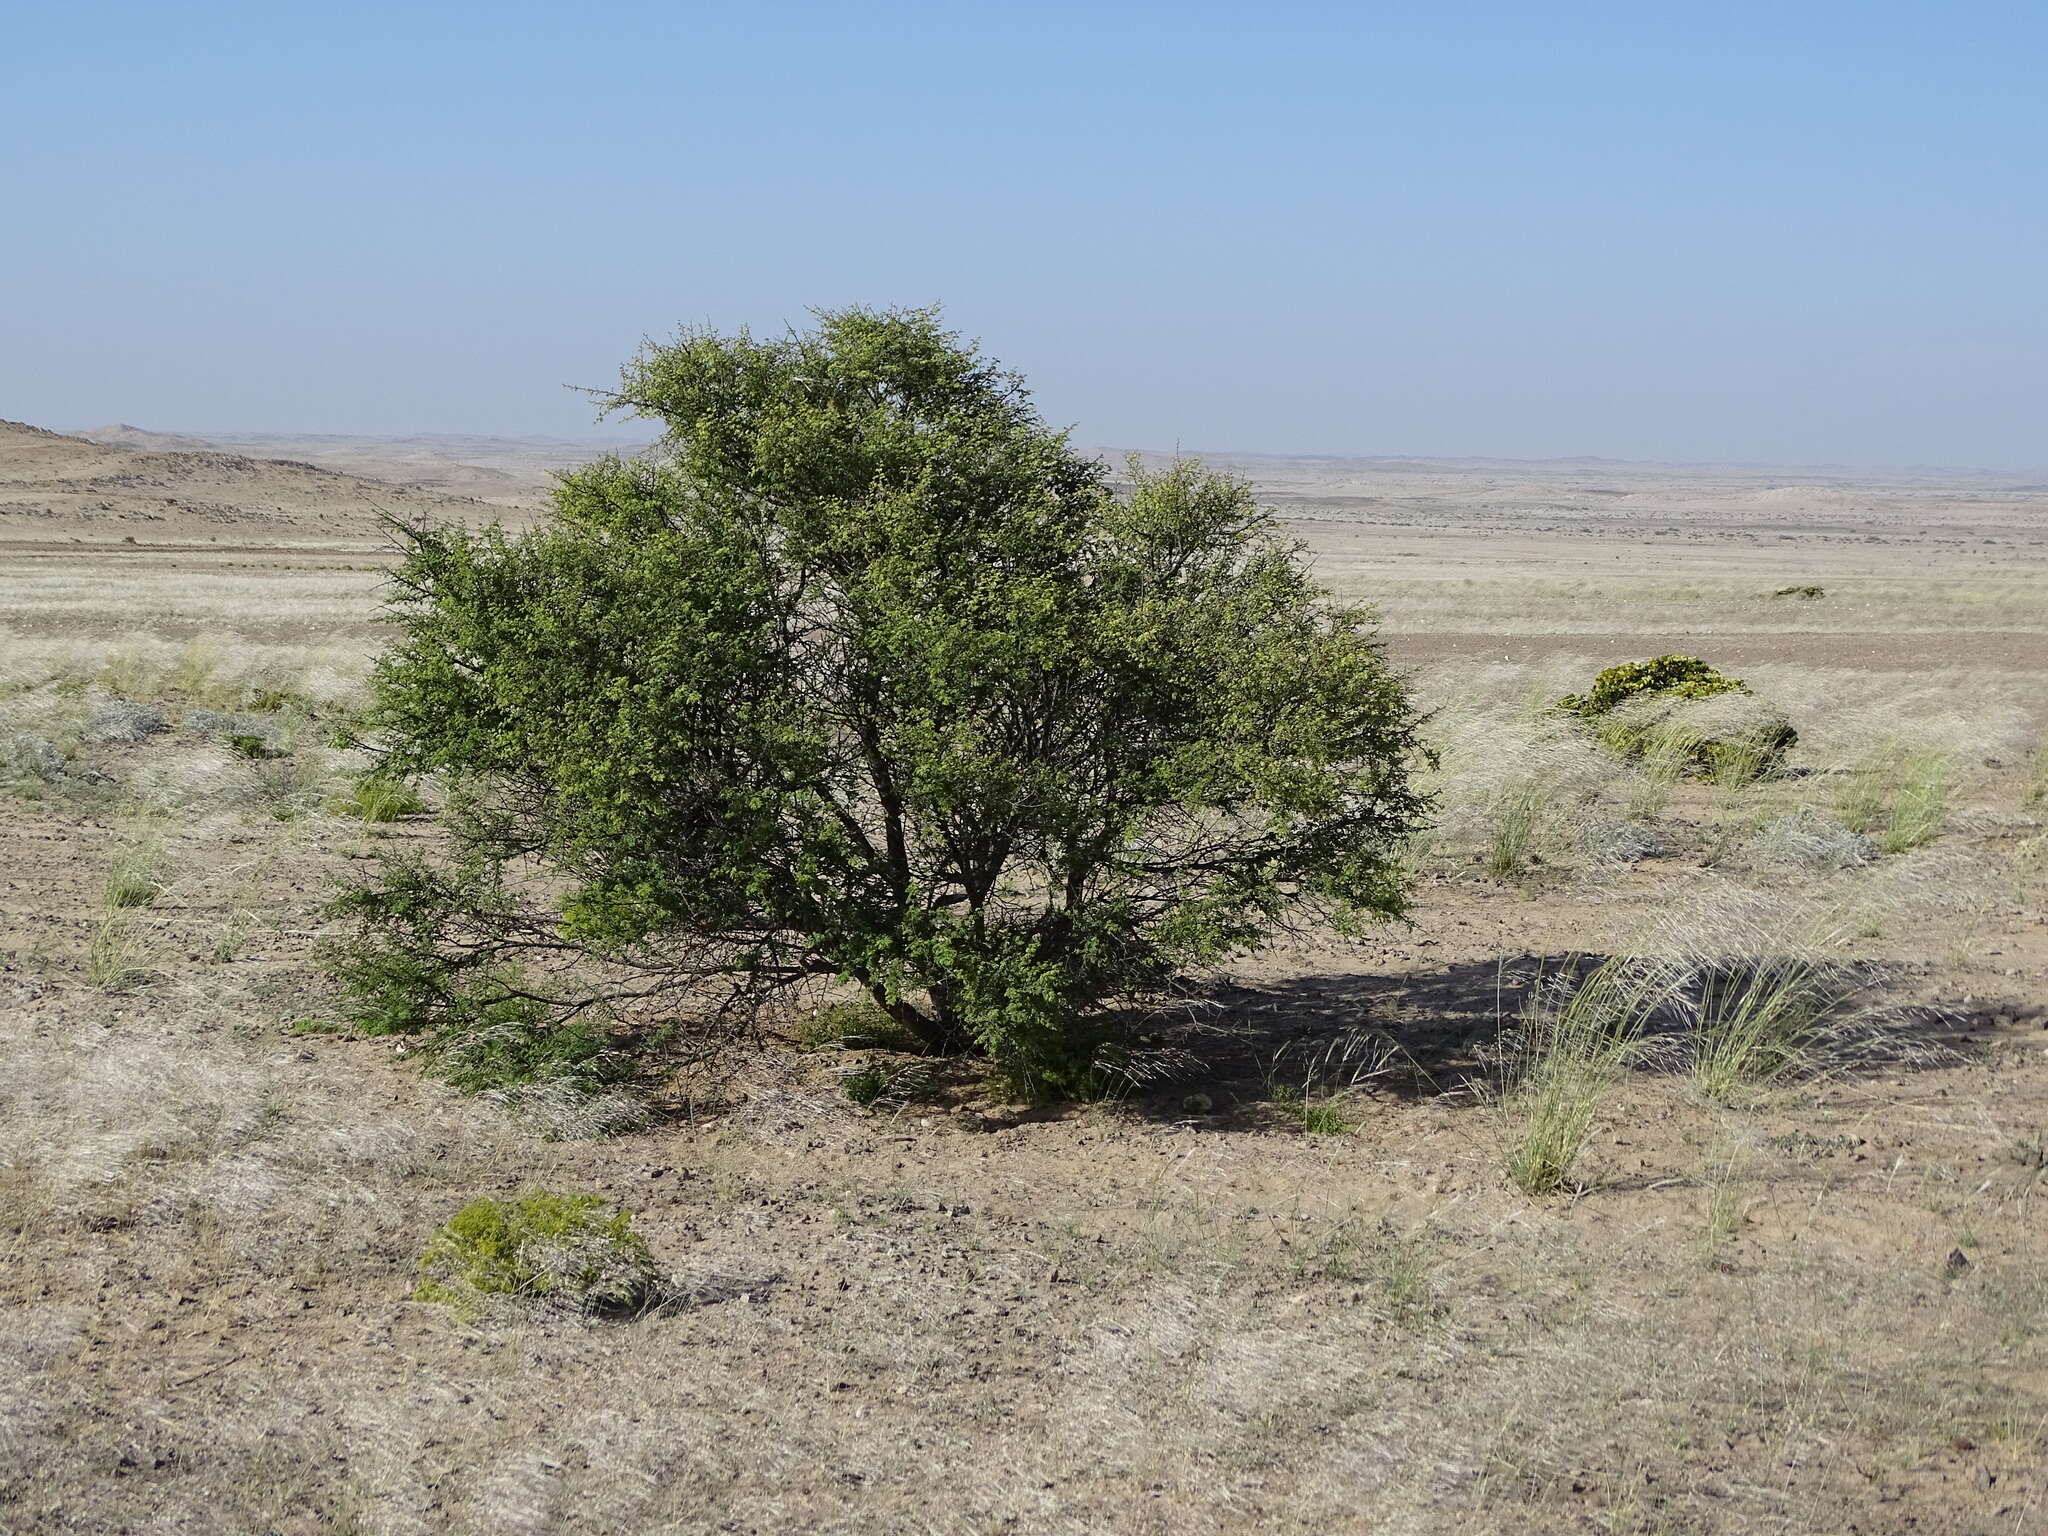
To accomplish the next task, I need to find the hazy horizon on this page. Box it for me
[47,420,2047,480]
[6,1,2045,469]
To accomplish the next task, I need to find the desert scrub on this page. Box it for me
[102,827,169,908]
[1557,655,1748,718]
[415,1192,663,1317]
[1596,693,1797,783]
[1497,958,1665,1195]
[426,1010,633,1098]
[240,747,334,821]
[1,731,69,789]
[1836,745,1953,854]
[1561,656,1796,782]
[327,772,425,823]
[326,926,631,1099]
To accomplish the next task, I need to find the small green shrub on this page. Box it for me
[328,773,425,823]
[1296,1098,1353,1135]
[839,1059,938,1108]
[1558,655,1748,718]
[429,1011,630,1096]
[323,869,635,1100]
[327,936,627,1094]
[415,1193,662,1317]
[1770,584,1825,599]
[1560,657,1795,782]
[796,998,920,1053]
[841,1063,893,1105]
[227,733,284,760]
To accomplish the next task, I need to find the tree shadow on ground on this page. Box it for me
[1114,952,1997,1126]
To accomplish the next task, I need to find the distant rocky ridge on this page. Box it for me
[76,425,657,506]
[0,419,499,543]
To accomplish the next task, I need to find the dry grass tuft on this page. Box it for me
[1837,744,1954,854]
[1494,958,1665,1194]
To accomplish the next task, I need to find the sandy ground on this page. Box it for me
[2,430,2046,1533]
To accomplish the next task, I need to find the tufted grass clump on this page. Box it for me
[86,910,157,991]
[103,834,168,909]
[1623,724,1694,819]
[1836,745,1953,854]
[1497,958,1666,1195]
[1271,1083,1354,1135]
[1482,776,1548,878]
[327,772,425,823]
[1687,955,1838,1104]
[416,1192,663,1318]
[839,1060,936,1108]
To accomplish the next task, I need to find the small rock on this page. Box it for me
[1945,1248,1971,1275]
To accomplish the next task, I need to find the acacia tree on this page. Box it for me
[336,307,1430,1093]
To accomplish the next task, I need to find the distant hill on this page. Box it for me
[78,422,218,454]
[75,426,658,506]
[0,419,498,543]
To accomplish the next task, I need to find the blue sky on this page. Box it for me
[3,1,2043,466]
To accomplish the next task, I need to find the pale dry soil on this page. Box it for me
[3,456,2047,1535]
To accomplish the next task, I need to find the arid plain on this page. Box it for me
[3,420,2046,1533]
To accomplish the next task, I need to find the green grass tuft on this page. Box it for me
[415,1192,662,1318]
[1837,745,1953,854]
[327,773,425,823]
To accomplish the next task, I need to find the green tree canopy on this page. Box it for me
[339,306,1430,1094]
